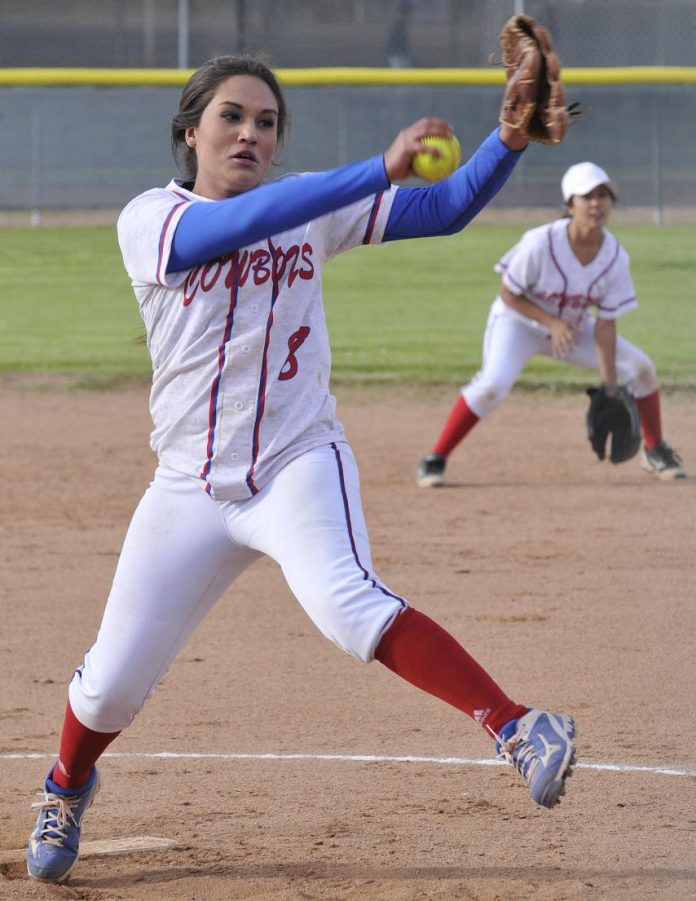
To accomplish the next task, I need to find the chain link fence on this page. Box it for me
[1,0,695,69]
[2,1,695,219]
[4,81,695,223]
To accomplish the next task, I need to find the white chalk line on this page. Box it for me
[1,750,694,778]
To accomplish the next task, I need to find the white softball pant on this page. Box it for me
[463,300,659,419]
[68,442,406,733]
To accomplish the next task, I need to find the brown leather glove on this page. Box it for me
[498,14,571,145]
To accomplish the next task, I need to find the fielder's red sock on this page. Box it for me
[432,395,480,457]
[51,701,120,789]
[375,607,527,736]
[635,390,662,450]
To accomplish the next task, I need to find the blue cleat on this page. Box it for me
[494,709,576,808]
[27,765,100,882]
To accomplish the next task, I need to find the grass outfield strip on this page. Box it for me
[1,223,693,388]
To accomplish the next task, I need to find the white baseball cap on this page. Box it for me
[561,162,618,202]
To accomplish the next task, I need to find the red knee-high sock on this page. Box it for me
[375,608,527,736]
[51,701,120,789]
[432,396,480,457]
[635,390,662,450]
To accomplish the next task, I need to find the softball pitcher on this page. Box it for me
[27,55,576,884]
[418,161,687,487]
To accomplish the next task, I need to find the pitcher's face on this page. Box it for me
[186,74,279,199]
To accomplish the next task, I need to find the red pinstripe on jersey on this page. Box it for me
[587,237,636,314]
[156,191,189,285]
[546,225,570,314]
[245,238,282,495]
[362,192,384,244]
[199,279,239,494]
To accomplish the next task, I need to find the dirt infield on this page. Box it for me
[1,381,695,900]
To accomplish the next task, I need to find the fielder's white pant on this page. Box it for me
[463,299,659,419]
[68,442,406,733]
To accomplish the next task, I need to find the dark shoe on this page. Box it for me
[640,441,686,480]
[416,453,446,488]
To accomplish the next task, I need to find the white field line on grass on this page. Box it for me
[1,750,694,778]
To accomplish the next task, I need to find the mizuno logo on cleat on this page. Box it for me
[538,734,562,767]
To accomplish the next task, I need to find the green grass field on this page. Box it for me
[1,223,693,389]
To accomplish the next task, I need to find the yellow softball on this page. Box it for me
[411,135,462,182]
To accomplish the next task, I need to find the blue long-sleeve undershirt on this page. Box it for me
[167,155,389,272]
[383,128,521,240]
[167,128,523,273]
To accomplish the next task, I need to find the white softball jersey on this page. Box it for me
[461,219,657,418]
[117,177,398,502]
[496,217,638,329]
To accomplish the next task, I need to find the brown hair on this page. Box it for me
[171,55,289,181]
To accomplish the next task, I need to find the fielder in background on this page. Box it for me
[27,22,577,886]
[417,161,687,488]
